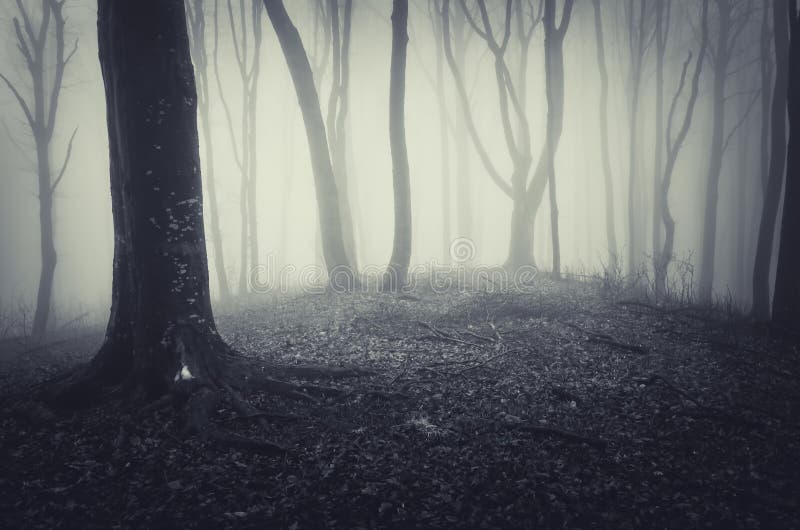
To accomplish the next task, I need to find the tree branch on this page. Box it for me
[51,126,78,193]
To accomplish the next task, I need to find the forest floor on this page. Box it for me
[1,277,799,529]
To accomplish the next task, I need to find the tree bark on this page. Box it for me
[772,2,800,327]
[263,0,354,289]
[752,1,788,320]
[384,0,412,290]
[59,0,230,403]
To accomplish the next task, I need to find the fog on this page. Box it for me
[0,0,776,328]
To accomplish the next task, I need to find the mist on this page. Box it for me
[0,0,779,324]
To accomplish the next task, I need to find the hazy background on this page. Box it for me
[0,0,769,325]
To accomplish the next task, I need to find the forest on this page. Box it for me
[0,0,798,527]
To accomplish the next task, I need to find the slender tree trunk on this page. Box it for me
[652,2,667,280]
[655,0,708,300]
[772,2,800,327]
[543,0,569,278]
[752,1,787,320]
[264,0,354,288]
[384,0,411,290]
[187,0,231,302]
[248,3,263,284]
[452,9,472,247]
[592,0,618,272]
[33,145,56,338]
[431,0,451,263]
[698,0,731,301]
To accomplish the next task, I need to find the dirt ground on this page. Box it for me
[1,278,799,529]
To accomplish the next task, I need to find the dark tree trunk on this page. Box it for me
[752,1,788,320]
[33,145,56,339]
[264,0,354,288]
[698,0,732,301]
[54,0,230,405]
[384,0,411,291]
[772,3,800,327]
[592,0,619,272]
[186,0,230,302]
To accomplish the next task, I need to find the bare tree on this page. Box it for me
[592,0,619,272]
[541,0,573,278]
[384,0,412,290]
[441,0,547,269]
[654,0,709,299]
[772,0,800,327]
[0,0,78,338]
[186,0,231,301]
[212,0,263,295]
[651,1,670,277]
[263,0,354,288]
[624,0,653,276]
[698,0,759,301]
[325,0,359,270]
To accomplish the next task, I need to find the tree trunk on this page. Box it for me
[652,2,667,282]
[452,8,472,248]
[32,145,56,339]
[655,0,708,300]
[248,3,263,287]
[592,0,618,272]
[57,0,230,404]
[264,0,354,289]
[752,1,787,320]
[543,0,570,278]
[384,0,411,291]
[772,3,800,327]
[432,0,452,263]
[698,0,731,301]
[187,0,230,302]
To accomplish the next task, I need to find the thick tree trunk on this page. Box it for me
[264,0,354,288]
[752,1,788,320]
[592,0,618,272]
[384,0,411,291]
[698,0,731,301]
[772,4,800,327]
[58,0,229,403]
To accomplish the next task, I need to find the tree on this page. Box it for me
[0,0,78,338]
[440,0,546,269]
[50,1,325,452]
[651,1,669,280]
[263,0,354,288]
[52,0,229,403]
[772,0,800,327]
[752,1,788,320]
[698,0,758,301]
[186,0,231,301]
[624,0,653,276]
[384,0,412,290]
[541,0,573,278]
[591,0,619,272]
[212,0,263,295]
[325,0,359,270]
[654,0,709,299]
